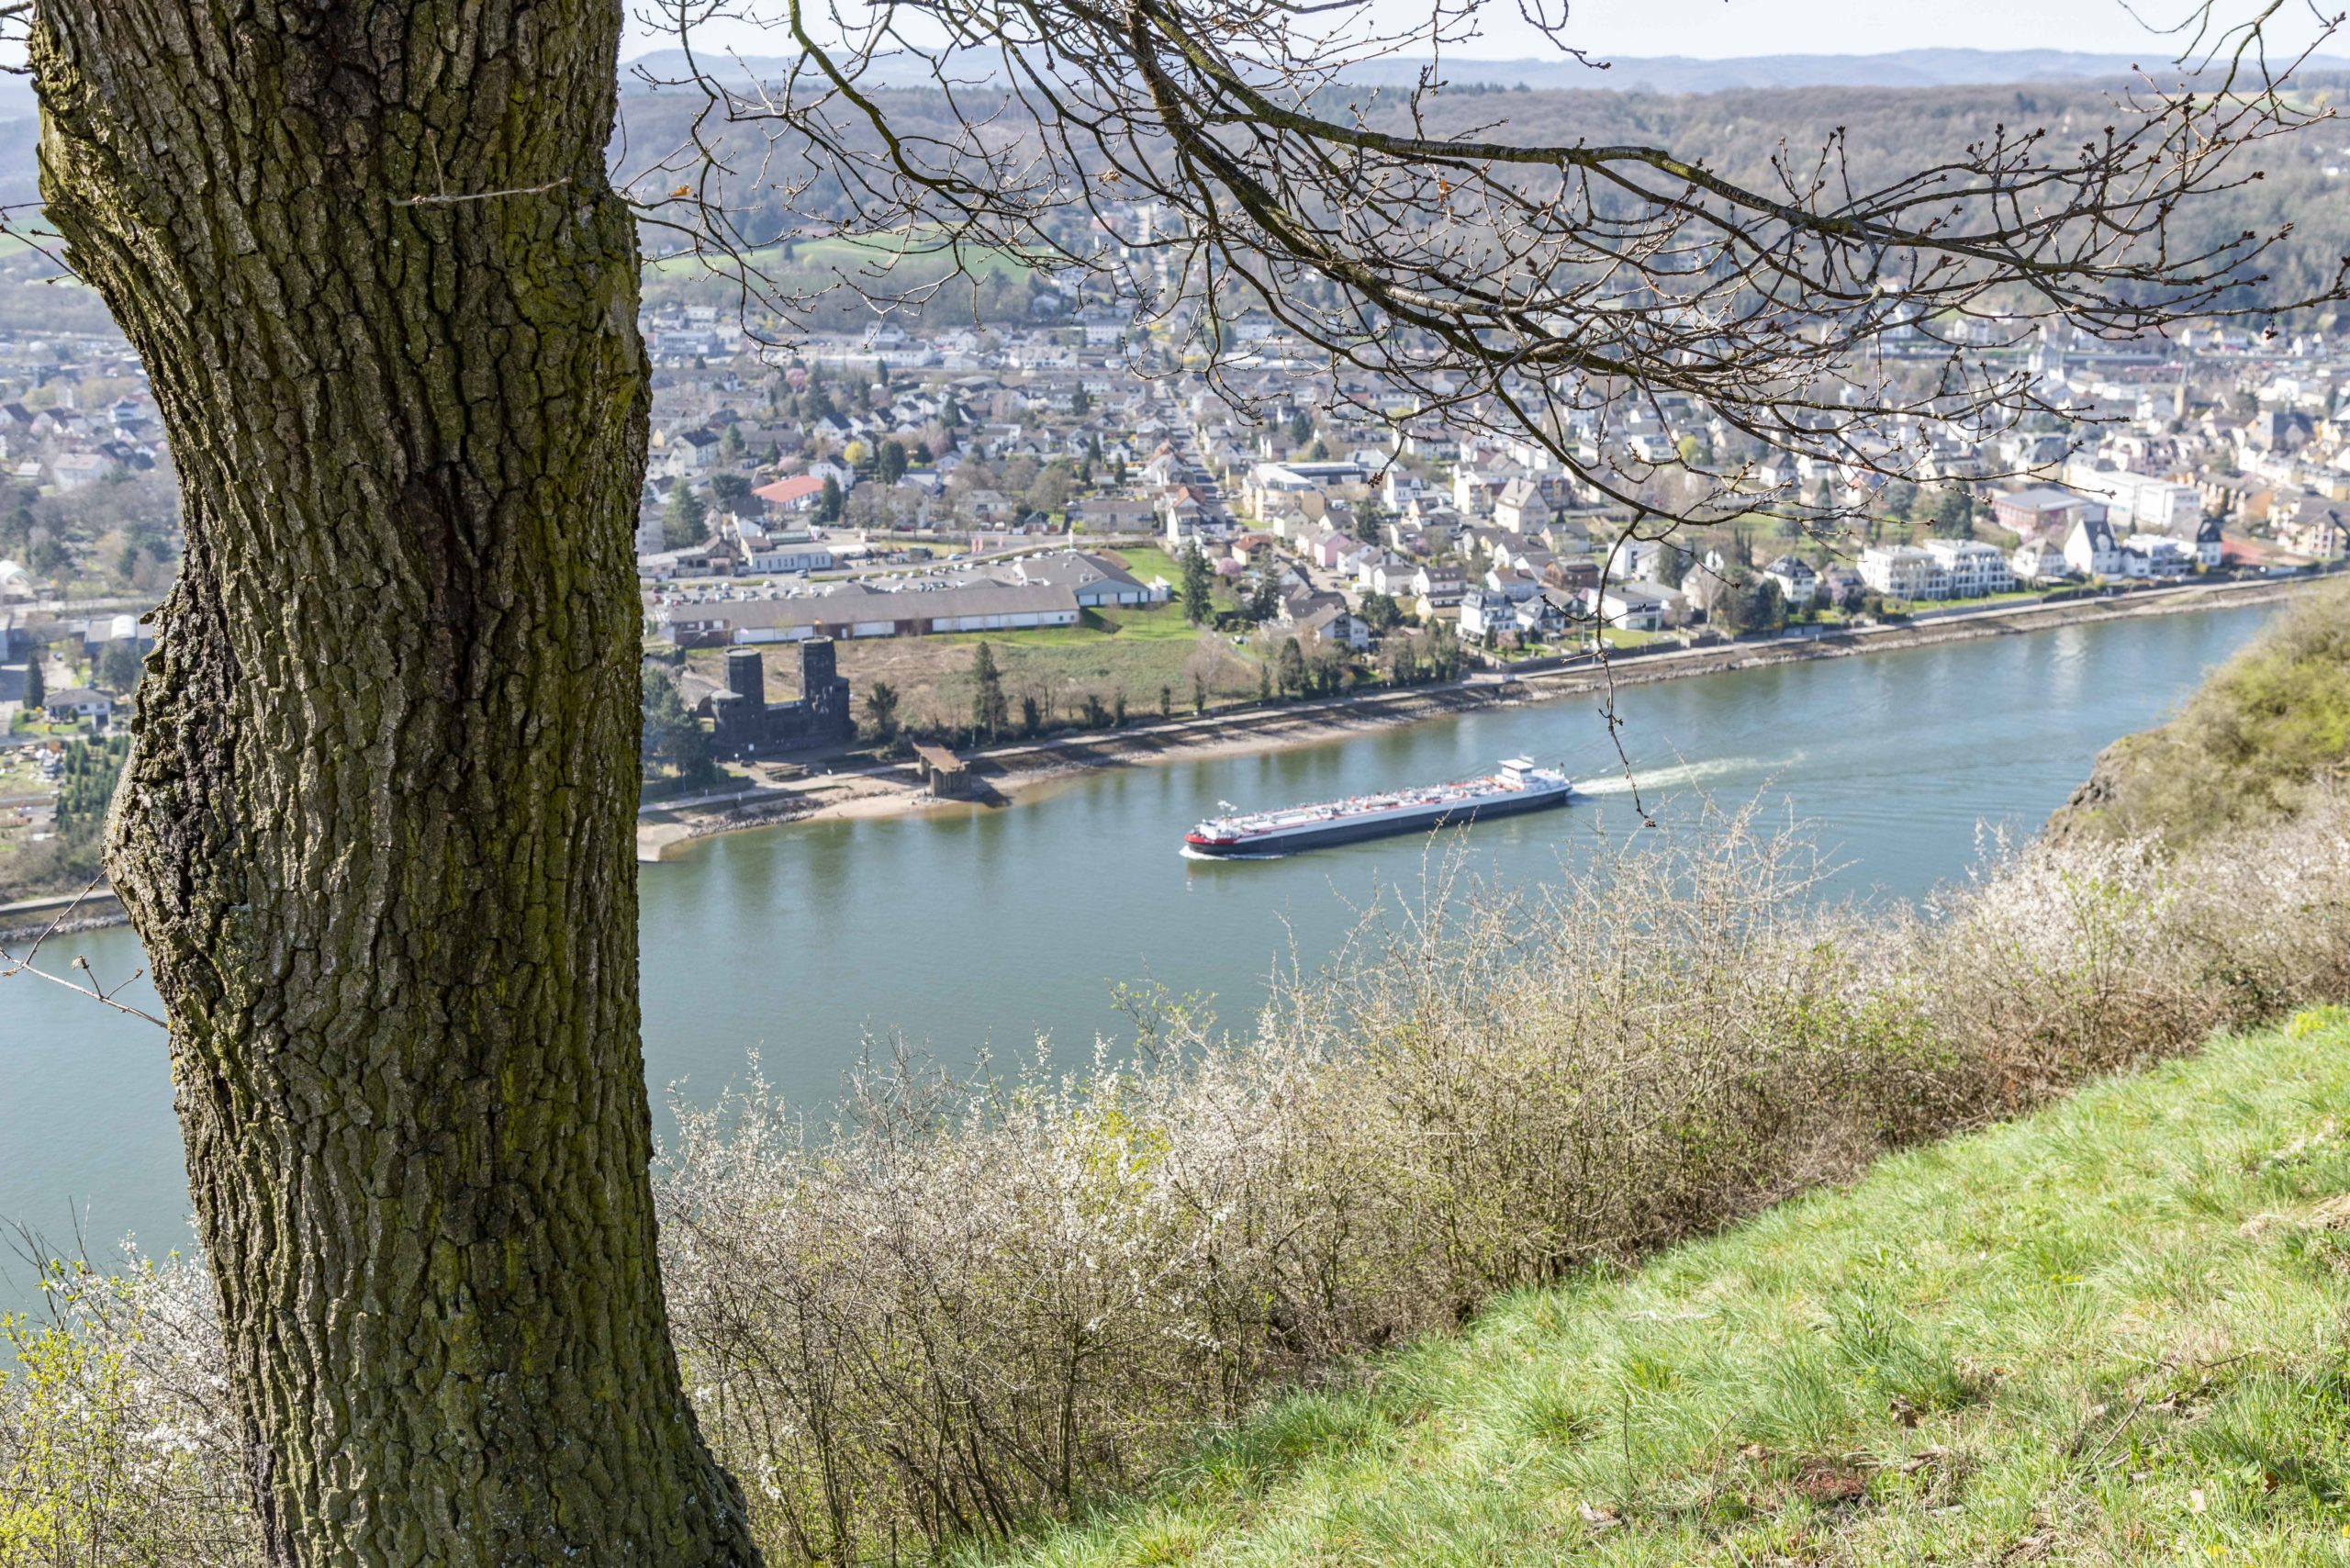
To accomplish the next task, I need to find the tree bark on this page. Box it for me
[31,6,761,1563]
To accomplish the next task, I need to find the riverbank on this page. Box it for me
[2,575,2315,900]
[636,572,2326,861]
[0,884,124,945]
[5,598,2286,1313]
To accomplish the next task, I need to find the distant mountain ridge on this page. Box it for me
[620,44,2350,95]
[0,45,2333,120]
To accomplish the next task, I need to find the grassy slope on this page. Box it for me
[985,1011,2350,1567]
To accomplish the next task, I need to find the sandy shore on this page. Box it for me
[635,573,2331,861]
[633,683,1505,859]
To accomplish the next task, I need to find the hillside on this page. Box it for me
[2051,579,2350,848]
[608,65,2350,323]
[980,1009,2350,1567]
[4,64,2345,327]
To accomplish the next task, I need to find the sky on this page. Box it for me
[622,0,2345,64]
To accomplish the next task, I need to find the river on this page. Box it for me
[0,601,2279,1307]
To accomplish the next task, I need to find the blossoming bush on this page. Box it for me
[654,801,2350,1560]
[6,801,2347,1564]
[0,1257,246,1565]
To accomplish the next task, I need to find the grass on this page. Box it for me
[979,1009,2350,1567]
[695,618,1267,733]
[645,230,1038,283]
[877,628,1260,730]
[1109,546,1191,588]
[1092,603,1219,642]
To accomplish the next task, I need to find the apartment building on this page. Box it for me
[1858,544,1949,601]
[1924,538,2015,597]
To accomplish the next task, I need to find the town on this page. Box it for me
[621,285,2344,787]
[3,256,2348,886]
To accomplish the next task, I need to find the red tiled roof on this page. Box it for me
[754,476,827,505]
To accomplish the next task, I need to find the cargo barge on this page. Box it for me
[1181,756,1572,857]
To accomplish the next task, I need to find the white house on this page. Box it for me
[2189,515,2225,569]
[1159,491,1207,544]
[1369,557,1416,597]
[1583,580,1690,633]
[2062,515,2124,578]
[1761,554,1818,608]
[1493,477,1549,535]
[2123,532,2196,577]
[804,457,857,492]
[1482,566,1543,603]
[2010,538,2073,584]
[1457,588,1507,643]
[1410,564,1466,606]
[1513,593,1571,643]
[42,687,114,723]
[1292,603,1371,651]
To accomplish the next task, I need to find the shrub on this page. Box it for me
[651,801,2350,1560]
[2050,579,2350,847]
[0,1257,251,1565]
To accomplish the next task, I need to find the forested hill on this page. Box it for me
[607,66,2350,319]
[1,62,2347,327]
[617,44,2350,95]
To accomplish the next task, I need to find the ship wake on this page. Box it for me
[1572,755,1774,796]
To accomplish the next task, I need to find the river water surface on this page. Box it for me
[0,603,2281,1305]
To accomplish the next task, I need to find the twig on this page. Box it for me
[395,176,573,207]
[0,876,167,1029]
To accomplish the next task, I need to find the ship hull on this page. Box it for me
[1184,782,1570,857]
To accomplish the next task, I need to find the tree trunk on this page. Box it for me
[30,6,761,1563]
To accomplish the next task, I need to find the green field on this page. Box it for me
[645,230,1038,284]
[862,613,1262,731]
[980,1010,2350,1567]
[698,610,1267,734]
[1107,546,1190,588]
